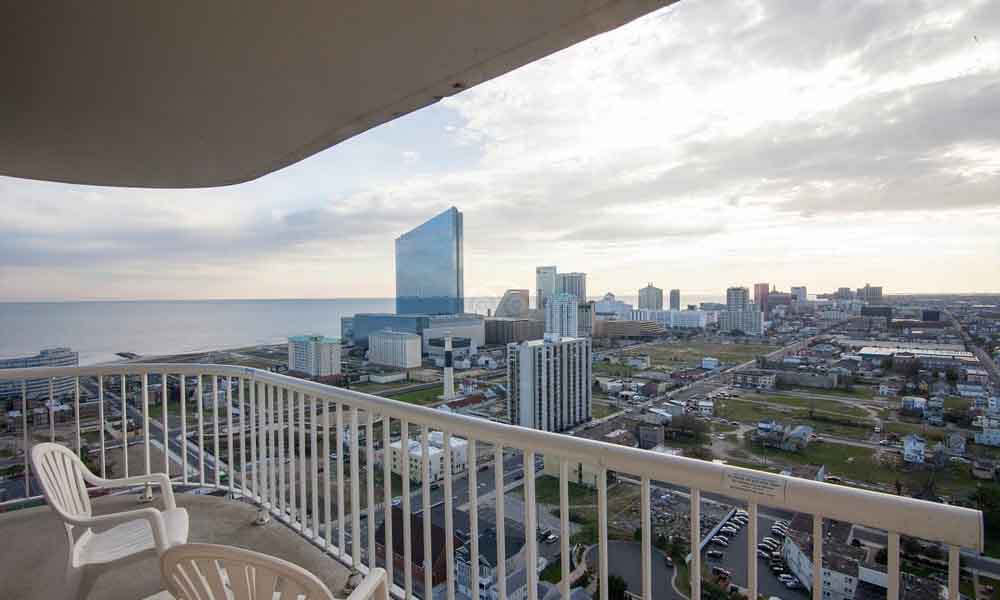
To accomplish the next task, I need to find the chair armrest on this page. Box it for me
[345,568,389,600]
[69,507,172,554]
[86,472,176,510]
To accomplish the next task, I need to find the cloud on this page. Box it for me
[2,0,1000,300]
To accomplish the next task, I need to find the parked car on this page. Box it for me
[664,555,674,567]
[711,538,729,547]
[720,526,739,535]
[778,574,795,582]
[706,550,724,559]
[756,549,770,559]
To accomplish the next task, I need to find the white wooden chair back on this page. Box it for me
[161,543,336,600]
[31,442,93,522]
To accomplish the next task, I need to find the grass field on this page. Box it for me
[944,396,972,411]
[351,381,415,394]
[592,402,623,420]
[623,341,773,370]
[383,387,442,405]
[753,393,870,418]
[778,385,877,400]
[719,399,874,440]
[884,420,946,443]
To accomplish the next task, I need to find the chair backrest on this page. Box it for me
[30,442,93,521]
[161,543,336,600]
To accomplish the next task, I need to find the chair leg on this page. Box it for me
[63,559,83,600]
[77,568,100,600]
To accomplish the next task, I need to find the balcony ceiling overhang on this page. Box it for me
[1,1,674,188]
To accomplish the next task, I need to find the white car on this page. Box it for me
[778,574,795,582]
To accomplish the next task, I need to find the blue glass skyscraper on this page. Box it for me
[395,206,464,314]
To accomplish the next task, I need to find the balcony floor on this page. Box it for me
[0,491,350,600]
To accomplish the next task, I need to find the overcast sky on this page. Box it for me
[3,0,999,302]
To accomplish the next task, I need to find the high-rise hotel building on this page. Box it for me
[395,206,464,315]
[507,335,591,432]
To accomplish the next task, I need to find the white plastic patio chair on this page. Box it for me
[31,442,189,600]
[161,543,391,600]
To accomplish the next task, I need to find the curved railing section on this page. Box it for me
[0,364,984,600]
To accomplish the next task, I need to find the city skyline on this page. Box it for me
[2,0,999,301]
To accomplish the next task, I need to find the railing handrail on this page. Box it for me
[1,363,984,552]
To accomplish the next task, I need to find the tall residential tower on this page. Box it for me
[638,283,664,310]
[508,336,591,432]
[535,266,557,309]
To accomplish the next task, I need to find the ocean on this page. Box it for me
[0,294,722,365]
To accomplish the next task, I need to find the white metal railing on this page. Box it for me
[0,363,984,600]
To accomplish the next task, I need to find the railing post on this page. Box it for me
[288,391,297,521]
[401,420,412,599]
[366,410,377,573]
[420,425,432,598]
[640,476,651,600]
[690,488,701,600]
[467,439,479,600]
[277,385,285,516]
[812,515,823,600]
[48,378,55,443]
[443,430,455,600]
[524,450,539,600]
[162,373,169,478]
[213,376,221,489]
[21,380,29,497]
[98,376,106,479]
[887,532,899,600]
[197,374,205,485]
[494,445,507,600]
[598,466,609,600]
[948,545,960,600]
[74,376,81,456]
[559,459,569,600]
[336,402,345,550]
[383,414,395,588]
[748,502,758,600]
[181,374,188,485]
[120,374,128,477]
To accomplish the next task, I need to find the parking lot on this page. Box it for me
[702,511,809,599]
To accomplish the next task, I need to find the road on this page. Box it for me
[948,308,1000,390]
[585,540,679,600]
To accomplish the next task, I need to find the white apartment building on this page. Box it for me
[535,266,557,309]
[545,293,579,338]
[719,308,764,335]
[556,272,587,303]
[367,330,422,369]
[387,431,469,482]
[638,283,663,310]
[726,286,751,309]
[389,439,444,482]
[593,292,633,318]
[287,335,341,377]
[428,430,469,473]
[507,335,591,432]
[628,309,708,329]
